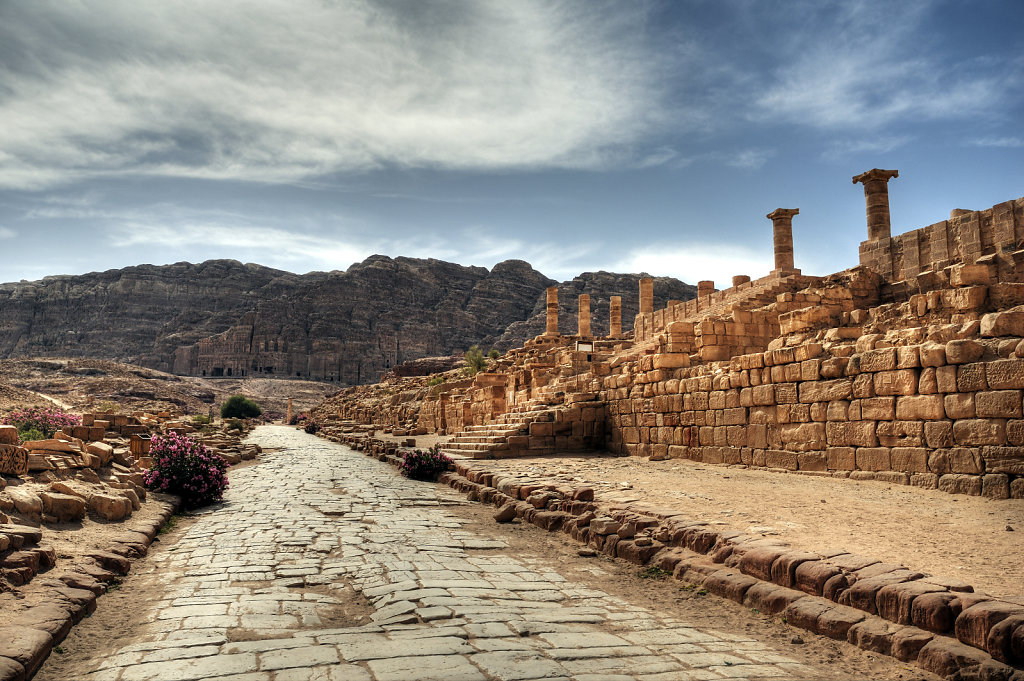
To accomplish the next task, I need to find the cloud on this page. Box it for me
[0,0,674,190]
[604,244,775,286]
[970,137,1024,148]
[822,136,913,160]
[725,149,773,170]
[0,227,15,239]
[751,2,1007,130]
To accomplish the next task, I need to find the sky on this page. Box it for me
[1,0,1022,286]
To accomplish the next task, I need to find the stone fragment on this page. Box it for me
[38,492,87,522]
[956,601,1024,651]
[916,637,991,678]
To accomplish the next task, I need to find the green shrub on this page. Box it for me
[426,376,445,387]
[220,395,262,419]
[192,414,211,426]
[463,345,486,376]
[18,426,46,443]
[226,419,244,432]
[488,348,500,359]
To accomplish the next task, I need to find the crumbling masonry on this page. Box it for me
[315,170,1024,501]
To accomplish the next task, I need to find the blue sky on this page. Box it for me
[1,0,1022,285]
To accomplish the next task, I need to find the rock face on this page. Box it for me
[0,260,322,371]
[0,256,695,386]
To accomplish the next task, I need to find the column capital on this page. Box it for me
[766,208,799,221]
[852,168,898,185]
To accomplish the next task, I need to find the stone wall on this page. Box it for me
[860,199,1024,287]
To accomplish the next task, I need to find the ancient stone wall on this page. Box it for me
[860,199,1024,287]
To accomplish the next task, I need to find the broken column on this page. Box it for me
[732,275,751,287]
[639,277,653,316]
[609,296,622,337]
[286,397,293,424]
[853,169,899,241]
[698,280,715,298]
[545,286,559,336]
[577,294,591,337]
[767,208,799,274]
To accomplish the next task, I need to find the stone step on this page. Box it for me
[448,434,515,444]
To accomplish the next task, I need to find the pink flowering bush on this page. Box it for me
[2,406,80,438]
[398,444,452,481]
[303,419,320,434]
[142,432,229,508]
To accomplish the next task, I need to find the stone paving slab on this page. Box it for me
[65,426,847,680]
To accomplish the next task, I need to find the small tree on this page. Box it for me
[220,395,262,419]
[488,348,500,360]
[463,345,486,376]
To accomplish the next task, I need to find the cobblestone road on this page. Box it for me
[75,426,830,681]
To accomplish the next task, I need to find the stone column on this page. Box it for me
[639,277,653,316]
[577,294,591,337]
[545,286,559,336]
[609,296,622,337]
[853,169,899,241]
[698,280,715,298]
[286,398,293,425]
[767,208,799,273]
[732,275,751,287]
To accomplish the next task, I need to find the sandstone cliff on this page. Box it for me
[0,256,696,384]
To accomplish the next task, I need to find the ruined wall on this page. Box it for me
[860,199,1024,285]
[602,320,1024,499]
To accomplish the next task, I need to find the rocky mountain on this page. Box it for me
[0,256,696,385]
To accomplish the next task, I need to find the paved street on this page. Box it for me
[62,426,839,680]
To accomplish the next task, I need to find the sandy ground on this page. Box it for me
[466,453,1024,601]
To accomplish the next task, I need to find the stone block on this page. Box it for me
[948,448,984,474]
[952,419,1006,446]
[981,446,1024,474]
[946,339,985,364]
[847,619,898,655]
[794,560,841,596]
[917,637,990,678]
[39,491,87,522]
[799,378,853,404]
[981,309,1024,337]
[981,473,1010,499]
[891,627,935,662]
[856,447,891,471]
[985,613,1024,664]
[764,449,798,469]
[0,425,18,445]
[895,395,944,420]
[826,421,877,447]
[874,370,918,396]
[780,422,825,451]
[955,601,1024,652]
[938,474,982,496]
[88,494,133,521]
[911,591,961,633]
[742,582,806,615]
[739,546,789,582]
[826,447,856,470]
[976,390,1023,418]
[859,397,896,420]
[936,365,958,393]
[876,581,946,625]
[861,348,898,372]
[784,599,865,641]
[702,569,758,603]
[957,363,988,392]
[890,448,929,473]
[986,358,1024,389]
[944,393,976,419]
[919,342,947,367]
[0,444,29,476]
[924,421,954,448]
